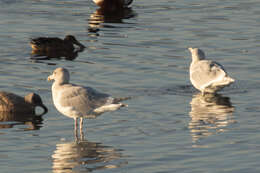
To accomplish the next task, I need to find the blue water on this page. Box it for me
[0,0,260,172]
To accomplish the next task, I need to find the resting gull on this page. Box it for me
[47,67,128,135]
[188,48,235,94]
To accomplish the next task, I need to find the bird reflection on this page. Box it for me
[31,47,84,61]
[189,93,235,144]
[88,7,136,35]
[0,112,44,130]
[52,138,126,173]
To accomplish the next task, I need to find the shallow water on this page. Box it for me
[0,0,260,172]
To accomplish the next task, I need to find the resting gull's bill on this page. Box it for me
[47,67,128,136]
[188,48,235,94]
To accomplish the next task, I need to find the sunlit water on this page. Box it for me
[0,0,260,172]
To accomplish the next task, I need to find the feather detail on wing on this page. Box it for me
[190,60,227,90]
[57,84,110,114]
[31,37,63,46]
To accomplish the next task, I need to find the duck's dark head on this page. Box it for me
[25,93,48,116]
[64,35,85,49]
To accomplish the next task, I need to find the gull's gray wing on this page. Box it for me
[58,84,110,114]
[190,60,227,88]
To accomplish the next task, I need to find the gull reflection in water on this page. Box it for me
[52,137,127,173]
[88,7,136,35]
[189,93,235,144]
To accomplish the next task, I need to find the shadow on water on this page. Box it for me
[188,93,235,146]
[88,7,136,35]
[52,137,127,173]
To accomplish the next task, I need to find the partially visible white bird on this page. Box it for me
[47,67,128,135]
[188,48,235,94]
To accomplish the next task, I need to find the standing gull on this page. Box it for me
[47,67,127,135]
[188,48,235,94]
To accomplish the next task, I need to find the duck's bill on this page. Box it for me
[36,104,48,116]
[74,40,86,48]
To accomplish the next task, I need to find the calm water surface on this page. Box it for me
[0,0,260,172]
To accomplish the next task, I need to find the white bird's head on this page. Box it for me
[47,67,70,84]
[188,47,206,62]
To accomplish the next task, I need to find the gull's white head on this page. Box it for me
[47,67,70,84]
[188,47,206,62]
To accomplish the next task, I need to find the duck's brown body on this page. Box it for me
[0,92,48,122]
[30,35,85,53]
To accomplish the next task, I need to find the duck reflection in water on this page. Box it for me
[189,93,235,144]
[52,136,126,172]
[88,1,136,34]
[30,35,85,61]
[0,92,48,130]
